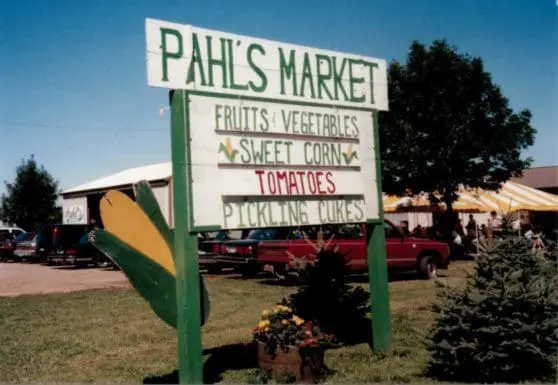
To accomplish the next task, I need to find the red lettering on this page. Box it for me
[325,171,336,193]
[306,171,317,194]
[267,172,277,194]
[295,171,306,194]
[255,170,337,197]
[315,171,327,194]
[276,171,287,194]
[288,172,300,194]
[255,170,266,194]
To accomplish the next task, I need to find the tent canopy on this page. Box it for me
[383,181,558,213]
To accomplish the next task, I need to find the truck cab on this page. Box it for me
[216,220,450,280]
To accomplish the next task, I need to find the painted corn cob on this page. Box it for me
[89,180,210,328]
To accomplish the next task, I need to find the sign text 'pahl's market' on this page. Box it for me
[146,18,388,111]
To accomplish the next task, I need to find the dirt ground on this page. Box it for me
[0,261,236,297]
[0,262,130,297]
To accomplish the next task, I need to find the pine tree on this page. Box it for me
[285,248,371,345]
[1,155,61,230]
[425,218,558,383]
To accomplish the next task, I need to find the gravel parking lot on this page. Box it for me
[0,262,130,297]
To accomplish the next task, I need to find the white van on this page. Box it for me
[0,227,26,243]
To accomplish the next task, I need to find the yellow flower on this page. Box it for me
[258,320,270,329]
[291,315,304,326]
[264,326,270,332]
[275,305,292,312]
[262,309,270,317]
[281,319,289,325]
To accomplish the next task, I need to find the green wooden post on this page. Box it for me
[169,89,204,383]
[367,110,392,351]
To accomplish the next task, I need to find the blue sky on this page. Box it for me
[1,0,556,194]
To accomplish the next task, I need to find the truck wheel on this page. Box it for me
[419,255,438,280]
[96,259,110,268]
[206,266,222,274]
[238,266,258,278]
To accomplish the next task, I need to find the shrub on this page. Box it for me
[285,246,371,344]
[425,230,558,383]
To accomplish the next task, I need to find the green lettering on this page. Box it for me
[205,36,227,87]
[364,61,378,104]
[332,57,349,101]
[247,202,257,227]
[279,48,297,96]
[235,202,247,228]
[227,39,248,90]
[335,200,345,222]
[239,138,250,163]
[278,201,289,226]
[303,142,312,165]
[214,104,222,130]
[299,201,309,224]
[318,201,326,223]
[348,59,365,102]
[353,200,364,221]
[316,54,333,100]
[300,53,315,98]
[223,203,233,228]
[160,28,183,82]
[260,109,269,131]
[274,141,284,165]
[247,43,267,92]
[284,141,293,164]
[187,33,207,86]
[257,202,268,226]
[263,140,273,164]
[287,202,299,224]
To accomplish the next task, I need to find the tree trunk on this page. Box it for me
[443,195,456,243]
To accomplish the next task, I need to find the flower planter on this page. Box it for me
[256,341,325,382]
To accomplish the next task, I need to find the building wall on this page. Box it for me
[152,185,172,226]
[62,196,88,224]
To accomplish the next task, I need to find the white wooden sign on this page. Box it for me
[188,93,378,230]
[145,18,387,230]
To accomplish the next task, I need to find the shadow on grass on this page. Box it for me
[254,270,449,288]
[143,343,257,384]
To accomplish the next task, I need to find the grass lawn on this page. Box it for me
[0,261,474,384]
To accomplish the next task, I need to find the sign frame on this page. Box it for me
[180,89,382,233]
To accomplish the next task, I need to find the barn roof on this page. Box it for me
[62,161,172,195]
[511,166,558,189]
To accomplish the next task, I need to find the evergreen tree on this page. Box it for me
[285,248,371,345]
[0,155,61,230]
[425,221,558,383]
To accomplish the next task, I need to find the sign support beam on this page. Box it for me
[367,110,392,351]
[170,89,204,384]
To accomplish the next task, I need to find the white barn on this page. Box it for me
[60,162,174,227]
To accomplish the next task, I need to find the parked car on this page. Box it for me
[45,224,90,265]
[216,220,451,280]
[14,224,88,263]
[0,231,31,262]
[0,226,26,246]
[198,230,248,273]
[74,231,116,268]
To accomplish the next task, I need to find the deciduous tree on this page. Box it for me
[379,40,536,230]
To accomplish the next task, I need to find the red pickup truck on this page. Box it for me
[215,220,451,280]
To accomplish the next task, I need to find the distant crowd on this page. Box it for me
[399,210,550,258]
